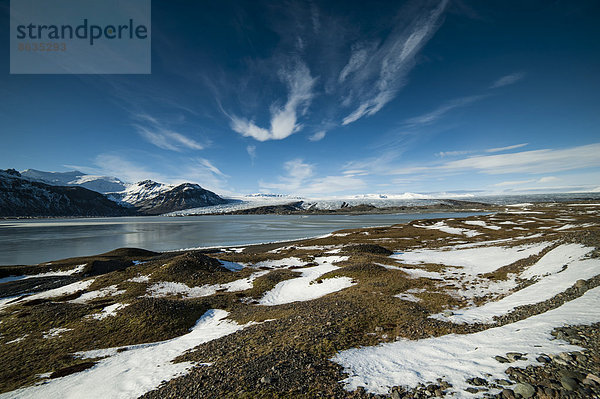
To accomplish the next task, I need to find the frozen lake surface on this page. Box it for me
[0,212,485,265]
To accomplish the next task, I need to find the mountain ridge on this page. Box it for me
[1,169,228,217]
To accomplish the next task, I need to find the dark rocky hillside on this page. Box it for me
[134,183,228,215]
[0,170,135,217]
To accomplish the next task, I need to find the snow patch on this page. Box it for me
[414,221,481,237]
[70,285,125,304]
[437,244,599,324]
[147,271,268,299]
[464,221,501,230]
[2,310,252,399]
[392,242,552,275]
[89,303,130,320]
[258,256,352,305]
[43,328,72,339]
[0,279,96,310]
[333,286,600,396]
[127,275,150,283]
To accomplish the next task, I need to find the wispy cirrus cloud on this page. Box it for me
[485,143,528,153]
[260,159,314,191]
[70,153,230,193]
[402,71,525,129]
[212,1,450,142]
[490,72,525,89]
[230,62,316,141]
[392,143,600,175]
[404,95,486,127]
[260,158,366,195]
[341,0,449,125]
[133,114,205,152]
[436,150,474,157]
[436,143,528,157]
[246,145,257,163]
[493,176,557,187]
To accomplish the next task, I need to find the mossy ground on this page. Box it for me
[0,202,598,397]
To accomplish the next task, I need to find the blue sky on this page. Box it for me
[1,0,599,197]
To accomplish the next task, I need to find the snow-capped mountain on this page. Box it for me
[132,183,228,215]
[106,180,174,206]
[107,180,227,214]
[8,169,228,216]
[0,169,135,217]
[21,169,127,194]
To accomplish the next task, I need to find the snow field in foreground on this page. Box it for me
[1,310,253,399]
[392,242,552,275]
[0,279,96,311]
[0,264,86,285]
[434,244,599,324]
[258,256,352,306]
[413,221,481,238]
[333,286,600,397]
[147,270,269,299]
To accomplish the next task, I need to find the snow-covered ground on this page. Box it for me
[258,256,352,305]
[0,279,95,310]
[70,284,125,304]
[0,264,86,285]
[463,220,501,230]
[89,303,130,320]
[413,221,482,237]
[391,242,552,275]
[1,310,253,399]
[147,271,269,299]
[434,244,599,324]
[333,286,600,397]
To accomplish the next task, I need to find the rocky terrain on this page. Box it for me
[0,202,599,398]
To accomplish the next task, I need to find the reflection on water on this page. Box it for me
[0,212,485,266]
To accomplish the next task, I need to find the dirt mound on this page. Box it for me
[99,248,160,258]
[87,259,133,275]
[152,252,230,284]
[344,244,393,255]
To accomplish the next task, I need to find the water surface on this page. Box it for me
[0,212,483,265]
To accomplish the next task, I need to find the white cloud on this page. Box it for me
[493,176,558,187]
[485,143,528,153]
[436,150,474,157]
[391,143,600,175]
[230,117,271,142]
[89,154,229,194]
[404,95,486,127]
[196,158,226,177]
[309,131,327,141]
[230,62,316,141]
[341,0,449,125]
[260,159,366,195]
[338,44,371,83]
[93,154,167,183]
[133,114,204,152]
[490,72,525,89]
[493,179,535,187]
[247,145,257,162]
[260,159,314,191]
[297,175,367,195]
